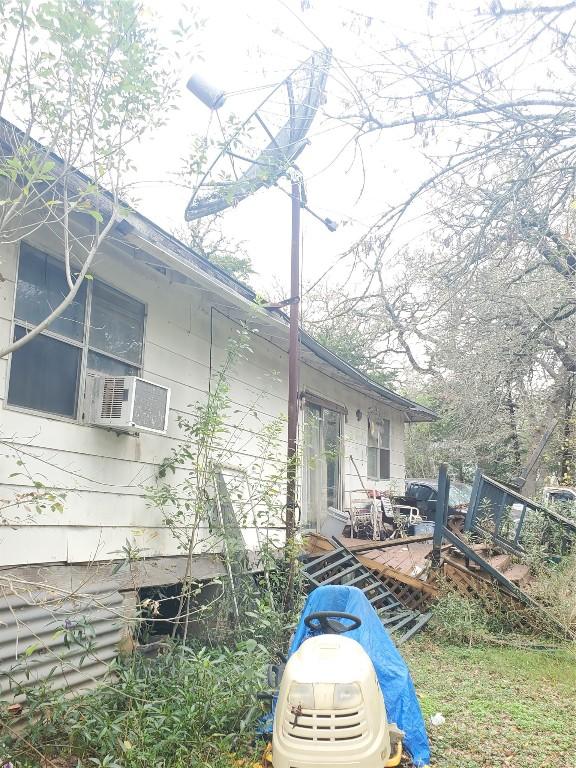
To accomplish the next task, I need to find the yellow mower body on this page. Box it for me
[270,633,403,768]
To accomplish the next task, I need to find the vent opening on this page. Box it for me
[101,377,127,419]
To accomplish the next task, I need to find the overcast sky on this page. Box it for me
[129,0,485,295]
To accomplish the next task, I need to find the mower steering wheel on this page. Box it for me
[304,611,362,635]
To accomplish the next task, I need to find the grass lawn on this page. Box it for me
[404,638,576,768]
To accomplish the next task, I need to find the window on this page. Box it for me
[7,243,145,419]
[367,418,390,480]
[407,483,433,501]
[549,490,576,504]
[408,483,437,502]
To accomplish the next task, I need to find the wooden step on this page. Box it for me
[487,553,512,573]
[502,563,531,586]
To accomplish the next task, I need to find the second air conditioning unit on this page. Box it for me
[85,373,170,434]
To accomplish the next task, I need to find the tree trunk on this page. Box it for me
[514,373,570,497]
[560,375,576,484]
[504,385,522,477]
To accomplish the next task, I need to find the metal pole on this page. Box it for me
[431,463,449,568]
[286,178,301,544]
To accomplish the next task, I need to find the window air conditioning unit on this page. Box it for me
[85,373,170,434]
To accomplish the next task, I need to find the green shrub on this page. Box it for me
[525,553,576,633]
[6,640,270,768]
[430,590,489,645]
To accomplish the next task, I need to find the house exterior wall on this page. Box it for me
[0,233,406,575]
[301,363,406,498]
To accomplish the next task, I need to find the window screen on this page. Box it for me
[379,447,391,480]
[8,326,82,417]
[8,243,145,419]
[87,350,138,377]
[15,243,86,341]
[89,281,144,365]
[367,419,391,480]
[367,445,378,479]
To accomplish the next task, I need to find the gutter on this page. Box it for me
[299,332,438,422]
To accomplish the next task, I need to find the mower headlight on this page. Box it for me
[288,682,315,709]
[333,682,363,710]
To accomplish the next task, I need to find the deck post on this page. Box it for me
[431,463,449,567]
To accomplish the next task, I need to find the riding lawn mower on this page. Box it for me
[260,584,431,768]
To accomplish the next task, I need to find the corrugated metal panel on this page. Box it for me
[0,587,123,702]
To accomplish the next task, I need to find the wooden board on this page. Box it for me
[307,533,435,579]
[359,541,433,577]
[355,554,438,597]
[306,532,433,554]
[0,554,225,595]
[305,533,438,610]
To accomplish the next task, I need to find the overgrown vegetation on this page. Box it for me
[430,521,576,644]
[0,539,304,768]
[429,590,491,647]
[4,597,575,768]
[3,327,575,767]
[144,325,293,643]
[525,554,576,632]
[3,543,576,768]
[1,641,269,768]
[405,638,576,768]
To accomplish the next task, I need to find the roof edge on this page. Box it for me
[0,117,438,422]
[300,332,438,422]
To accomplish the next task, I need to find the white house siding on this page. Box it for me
[0,231,407,576]
[299,363,406,499]
[0,234,287,570]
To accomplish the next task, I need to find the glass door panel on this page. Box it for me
[302,403,343,530]
[303,404,322,529]
[323,408,342,510]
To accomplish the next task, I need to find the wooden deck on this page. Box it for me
[358,540,434,577]
[304,531,546,631]
[304,532,439,611]
[306,533,434,578]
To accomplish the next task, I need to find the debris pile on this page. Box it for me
[304,467,576,643]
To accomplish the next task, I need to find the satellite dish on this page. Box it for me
[185,48,331,221]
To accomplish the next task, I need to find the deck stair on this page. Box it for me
[447,542,533,588]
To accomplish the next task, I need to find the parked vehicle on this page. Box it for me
[543,486,576,506]
[398,479,472,522]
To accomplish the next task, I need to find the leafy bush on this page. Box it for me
[5,640,270,768]
[429,590,489,645]
[525,553,576,633]
[235,549,306,657]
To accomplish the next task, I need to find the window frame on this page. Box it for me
[87,279,146,371]
[4,241,147,424]
[367,418,391,481]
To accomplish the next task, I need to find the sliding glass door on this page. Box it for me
[302,402,343,530]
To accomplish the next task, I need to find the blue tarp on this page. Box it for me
[288,585,431,767]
